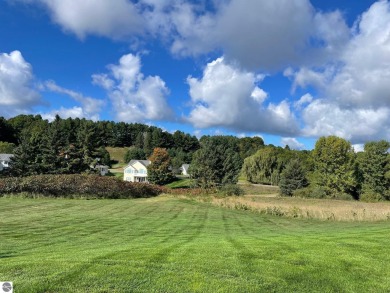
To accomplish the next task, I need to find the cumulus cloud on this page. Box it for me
[301,100,390,142]
[21,0,144,39]
[156,0,350,70]
[289,1,390,142]
[281,137,305,150]
[44,81,105,120]
[93,53,173,123]
[294,93,313,109]
[16,0,351,71]
[186,57,298,135]
[40,106,96,122]
[0,50,43,117]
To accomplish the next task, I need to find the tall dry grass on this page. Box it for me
[211,195,390,221]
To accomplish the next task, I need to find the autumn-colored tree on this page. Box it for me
[147,148,175,185]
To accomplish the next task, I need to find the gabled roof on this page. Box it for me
[125,160,151,170]
[0,154,14,161]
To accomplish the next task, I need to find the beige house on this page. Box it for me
[124,160,151,183]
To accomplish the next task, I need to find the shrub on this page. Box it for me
[162,187,215,196]
[332,193,354,201]
[0,175,163,199]
[219,184,245,196]
[293,186,326,199]
[360,191,383,202]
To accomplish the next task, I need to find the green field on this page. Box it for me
[1,197,390,292]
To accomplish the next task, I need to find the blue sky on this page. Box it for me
[1,0,389,150]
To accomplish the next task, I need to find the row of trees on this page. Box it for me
[242,136,389,201]
[1,115,200,157]
[1,115,266,179]
[9,116,110,176]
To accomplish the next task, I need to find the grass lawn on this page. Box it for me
[1,196,390,292]
[106,147,128,164]
[165,177,194,189]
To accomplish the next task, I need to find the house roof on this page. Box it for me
[0,154,13,161]
[125,160,151,170]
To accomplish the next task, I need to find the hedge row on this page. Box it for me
[0,175,163,199]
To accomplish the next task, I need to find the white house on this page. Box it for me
[95,164,109,176]
[179,164,190,176]
[124,160,151,183]
[0,154,13,172]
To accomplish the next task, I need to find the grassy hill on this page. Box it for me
[1,197,390,292]
[106,147,128,165]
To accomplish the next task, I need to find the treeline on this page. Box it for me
[190,136,264,188]
[243,136,390,201]
[0,114,199,176]
[0,115,265,178]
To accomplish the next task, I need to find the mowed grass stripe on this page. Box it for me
[0,197,390,292]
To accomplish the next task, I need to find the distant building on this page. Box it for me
[179,164,190,176]
[95,164,109,176]
[123,160,151,183]
[0,154,13,172]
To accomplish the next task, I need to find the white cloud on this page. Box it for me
[302,100,390,143]
[0,50,43,117]
[17,0,351,71]
[186,57,298,135]
[93,53,173,123]
[294,93,313,109]
[23,0,144,39]
[352,144,364,153]
[281,137,305,150]
[40,106,99,122]
[45,81,104,119]
[158,0,350,71]
[289,1,390,143]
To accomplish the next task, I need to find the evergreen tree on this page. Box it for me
[10,131,43,176]
[0,117,16,143]
[190,136,242,188]
[63,144,85,174]
[143,132,152,156]
[279,159,308,196]
[135,132,144,149]
[76,120,100,171]
[41,115,68,174]
[124,147,146,164]
[359,140,390,199]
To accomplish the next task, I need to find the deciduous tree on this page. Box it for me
[147,148,175,185]
[312,136,358,197]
